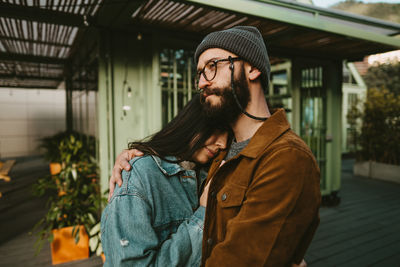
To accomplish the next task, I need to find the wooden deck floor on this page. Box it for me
[307,159,400,267]
[0,157,399,266]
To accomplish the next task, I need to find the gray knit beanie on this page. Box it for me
[194,26,270,89]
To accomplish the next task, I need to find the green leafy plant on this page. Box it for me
[346,96,363,154]
[364,62,400,95]
[39,132,71,163]
[357,88,400,165]
[32,131,107,254]
[349,62,400,165]
[89,222,103,256]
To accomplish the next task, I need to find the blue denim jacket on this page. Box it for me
[101,155,207,267]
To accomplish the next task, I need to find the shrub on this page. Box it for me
[358,88,400,165]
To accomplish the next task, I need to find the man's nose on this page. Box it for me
[198,74,211,90]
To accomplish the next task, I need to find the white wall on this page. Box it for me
[0,88,66,158]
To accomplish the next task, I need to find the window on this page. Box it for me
[268,61,292,124]
[300,65,326,189]
[343,63,358,85]
[159,49,197,126]
[348,93,358,111]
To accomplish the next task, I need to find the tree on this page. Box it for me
[348,62,400,165]
[358,88,400,165]
[364,62,400,95]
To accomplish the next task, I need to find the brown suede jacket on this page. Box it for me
[201,109,321,267]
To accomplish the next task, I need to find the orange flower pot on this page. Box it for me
[51,226,89,265]
[49,163,62,175]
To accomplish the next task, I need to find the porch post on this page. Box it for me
[326,60,343,197]
[65,67,73,132]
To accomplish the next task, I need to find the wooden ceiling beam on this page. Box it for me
[0,52,67,65]
[0,36,71,47]
[0,83,60,89]
[0,74,63,82]
[0,2,88,27]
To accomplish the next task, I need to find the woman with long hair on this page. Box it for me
[101,94,229,266]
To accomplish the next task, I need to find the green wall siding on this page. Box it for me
[98,31,161,193]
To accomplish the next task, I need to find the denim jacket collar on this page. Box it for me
[151,155,185,177]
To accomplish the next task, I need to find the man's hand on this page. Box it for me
[292,259,307,267]
[200,180,211,207]
[108,149,144,202]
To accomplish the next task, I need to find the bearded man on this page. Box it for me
[109,26,321,267]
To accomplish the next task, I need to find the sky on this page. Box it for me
[312,0,400,8]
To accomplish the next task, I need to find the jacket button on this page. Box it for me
[221,193,227,201]
[211,191,216,197]
[207,238,213,245]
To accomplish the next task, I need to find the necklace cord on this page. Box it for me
[228,56,267,121]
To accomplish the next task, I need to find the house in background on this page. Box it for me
[341,61,367,154]
[341,49,400,153]
[1,0,400,204]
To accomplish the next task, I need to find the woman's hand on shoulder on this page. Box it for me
[108,149,144,201]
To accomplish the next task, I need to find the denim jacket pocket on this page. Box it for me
[217,184,247,208]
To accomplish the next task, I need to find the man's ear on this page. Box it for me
[248,66,261,81]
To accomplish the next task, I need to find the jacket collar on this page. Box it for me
[238,108,290,159]
[151,155,185,176]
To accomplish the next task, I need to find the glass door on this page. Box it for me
[159,48,197,126]
[300,66,327,190]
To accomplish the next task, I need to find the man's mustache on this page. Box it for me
[201,88,223,97]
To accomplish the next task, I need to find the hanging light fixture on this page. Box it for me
[121,38,133,119]
[121,81,132,117]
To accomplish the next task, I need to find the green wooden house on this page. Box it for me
[1,0,400,202]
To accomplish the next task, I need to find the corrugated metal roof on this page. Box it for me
[0,0,399,89]
[130,0,400,60]
[0,0,102,89]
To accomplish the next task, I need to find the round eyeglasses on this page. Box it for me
[195,57,242,91]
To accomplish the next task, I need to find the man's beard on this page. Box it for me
[200,68,250,125]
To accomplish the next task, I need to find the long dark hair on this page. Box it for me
[128,94,229,162]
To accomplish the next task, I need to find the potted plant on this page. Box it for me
[32,131,106,265]
[39,132,68,175]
